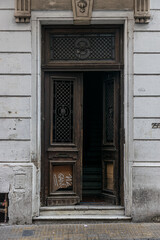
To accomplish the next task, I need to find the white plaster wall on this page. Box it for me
[132,166,160,221]
[134,75,160,96]
[151,0,160,10]
[0,0,35,224]
[0,0,14,8]
[0,164,35,224]
[132,0,160,221]
[0,142,30,162]
[0,75,31,96]
[0,32,31,52]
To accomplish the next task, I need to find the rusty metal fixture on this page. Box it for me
[77,0,88,13]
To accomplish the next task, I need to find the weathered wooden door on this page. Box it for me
[42,72,83,206]
[101,72,120,205]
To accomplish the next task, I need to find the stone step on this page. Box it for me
[33,215,131,224]
[39,206,125,216]
[33,206,131,224]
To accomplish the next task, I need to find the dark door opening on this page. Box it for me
[82,71,120,205]
[83,72,103,202]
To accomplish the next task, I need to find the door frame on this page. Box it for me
[31,11,134,215]
[41,25,124,206]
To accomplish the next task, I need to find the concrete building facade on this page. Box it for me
[0,0,160,224]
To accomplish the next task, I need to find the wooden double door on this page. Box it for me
[41,71,122,206]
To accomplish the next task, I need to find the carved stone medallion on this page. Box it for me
[72,0,93,24]
[77,0,88,13]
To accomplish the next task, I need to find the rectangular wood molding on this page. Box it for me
[15,0,31,23]
[134,0,150,23]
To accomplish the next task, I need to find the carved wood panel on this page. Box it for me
[102,72,120,205]
[41,72,83,206]
[42,26,122,69]
[52,79,74,143]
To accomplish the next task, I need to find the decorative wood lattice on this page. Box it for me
[134,0,150,23]
[53,79,74,143]
[50,34,115,62]
[15,0,31,23]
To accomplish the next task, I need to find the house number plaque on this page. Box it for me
[152,123,160,129]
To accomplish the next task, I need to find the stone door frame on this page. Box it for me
[31,10,134,217]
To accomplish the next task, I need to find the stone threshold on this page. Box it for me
[40,205,125,210]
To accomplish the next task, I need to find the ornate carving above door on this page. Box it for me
[14,0,150,24]
[31,0,134,11]
[72,0,93,24]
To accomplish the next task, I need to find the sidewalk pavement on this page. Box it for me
[0,223,160,240]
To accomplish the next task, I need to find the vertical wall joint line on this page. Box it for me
[134,0,150,24]
[15,0,31,23]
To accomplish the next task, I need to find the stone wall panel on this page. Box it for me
[132,167,160,221]
[0,97,30,118]
[134,141,160,162]
[134,97,160,117]
[0,54,31,74]
[0,119,30,140]
[134,119,160,140]
[134,76,160,96]
[0,141,30,162]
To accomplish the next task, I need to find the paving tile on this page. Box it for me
[22,230,35,237]
[0,223,160,240]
